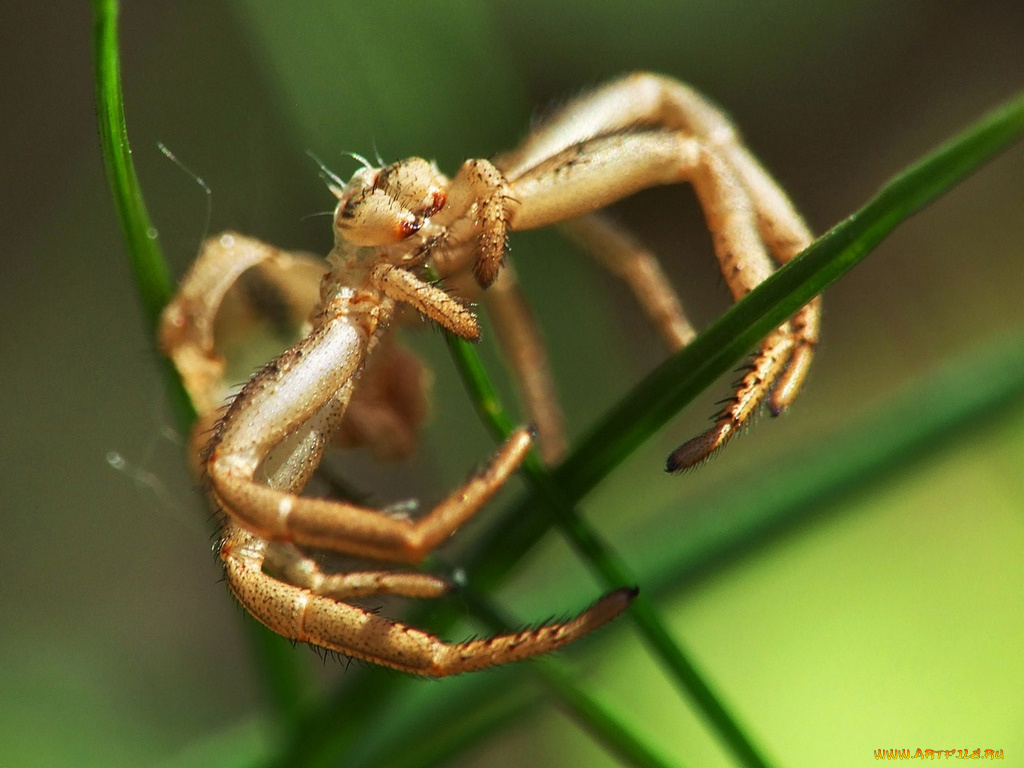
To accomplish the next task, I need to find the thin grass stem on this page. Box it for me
[91,0,313,725]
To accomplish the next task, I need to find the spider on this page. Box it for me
[160,72,820,677]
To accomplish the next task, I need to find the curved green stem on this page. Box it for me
[445,331,773,768]
[92,0,312,725]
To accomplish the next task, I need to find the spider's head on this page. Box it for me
[332,158,447,249]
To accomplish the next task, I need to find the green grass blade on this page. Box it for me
[531,657,685,768]
[339,591,684,768]
[92,0,312,725]
[93,0,194,433]
[92,0,174,331]
[445,332,773,767]
[463,591,686,768]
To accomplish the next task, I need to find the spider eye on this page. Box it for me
[335,188,421,246]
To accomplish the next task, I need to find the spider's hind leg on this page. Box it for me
[482,266,569,464]
[564,212,699,352]
[159,232,325,469]
[665,326,796,472]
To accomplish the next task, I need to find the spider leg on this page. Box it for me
[221,522,634,676]
[205,309,632,673]
[496,130,796,468]
[212,379,632,676]
[489,72,821,468]
[204,301,530,564]
[159,233,323,414]
[718,141,820,414]
[469,210,701,464]
[483,266,568,464]
[263,541,453,600]
[212,421,535,563]
[159,232,324,467]
[432,158,512,288]
[370,263,479,340]
[664,326,795,470]
[563,212,698,350]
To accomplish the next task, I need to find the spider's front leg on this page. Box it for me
[159,232,433,466]
[432,157,514,288]
[452,73,820,469]
[208,320,630,673]
[221,520,635,676]
[196,255,631,674]
[203,279,503,563]
[214,366,634,676]
[516,129,801,469]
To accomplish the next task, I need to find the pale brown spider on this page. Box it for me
[160,72,819,677]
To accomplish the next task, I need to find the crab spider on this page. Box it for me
[160,72,819,676]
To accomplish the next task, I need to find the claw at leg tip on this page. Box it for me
[665,423,732,473]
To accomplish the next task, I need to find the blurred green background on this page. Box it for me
[2,1,1023,766]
